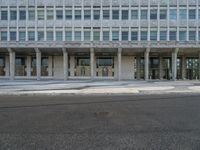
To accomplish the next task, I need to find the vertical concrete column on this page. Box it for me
[5,56,10,77]
[118,48,122,81]
[136,56,141,80]
[171,48,179,81]
[144,48,150,81]
[181,55,186,80]
[8,49,15,80]
[63,48,68,80]
[159,56,163,80]
[90,48,94,79]
[48,56,53,77]
[27,56,31,77]
[35,48,41,80]
[70,56,75,77]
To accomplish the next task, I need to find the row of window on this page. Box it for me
[0,30,198,41]
[0,8,200,21]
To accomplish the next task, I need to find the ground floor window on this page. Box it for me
[96,56,114,77]
[0,57,5,76]
[149,57,159,79]
[15,57,26,76]
[186,57,199,80]
[163,58,171,80]
[41,57,48,76]
[74,56,90,76]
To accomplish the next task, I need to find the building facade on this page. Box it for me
[0,0,200,80]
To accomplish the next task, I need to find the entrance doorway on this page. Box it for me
[186,58,198,80]
[149,57,159,79]
[15,57,26,76]
[0,57,5,76]
[163,58,171,80]
[74,56,90,76]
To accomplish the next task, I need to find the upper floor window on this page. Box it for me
[10,31,16,41]
[150,10,157,20]
[19,31,26,41]
[19,10,26,20]
[65,31,72,41]
[47,31,53,41]
[189,9,196,19]
[199,10,200,19]
[47,10,54,20]
[56,31,63,41]
[141,10,148,20]
[150,31,157,41]
[84,31,91,41]
[65,10,72,20]
[103,31,109,41]
[160,31,167,41]
[179,9,187,20]
[28,31,35,41]
[38,10,44,20]
[84,10,91,20]
[1,31,7,41]
[179,31,186,41]
[112,31,119,41]
[169,31,177,41]
[122,10,129,20]
[75,31,81,41]
[189,31,196,41]
[112,10,119,20]
[10,11,17,20]
[103,10,110,20]
[131,10,138,19]
[28,10,35,20]
[141,31,148,41]
[56,10,63,20]
[122,31,129,41]
[93,31,100,41]
[160,10,167,19]
[38,31,44,41]
[131,31,138,41]
[169,9,177,20]
[75,10,81,20]
[94,10,100,20]
[1,11,8,20]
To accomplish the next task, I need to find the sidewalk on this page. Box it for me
[0,80,200,95]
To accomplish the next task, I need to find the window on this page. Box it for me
[122,31,128,41]
[170,9,177,20]
[84,10,91,20]
[199,10,200,19]
[141,31,147,41]
[19,31,26,41]
[150,31,157,41]
[141,10,148,20]
[179,9,187,19]
[65,31,72,41]
[160,31,167,41]
[19,10,26,20]
[10,11,17,20]
[47,10,54,20]
[189,10,196,19]
[28,10,35,20]
[103,10,109,20]
[28,31,35,41]
[38,10,44,20]
[84,31,91,41]
[10,31,16,41]
[150,10,157,20]
[75,10,81,20]
[160,10,167,19]
[103,31,109,41]
[93,31,100,41]
[169,31,177,41]
[122,10,129,20]
[94,10,100,20]
[1,11,8,20]
[47,31,53,41]
[56,31,63,41]
[112,10,119,20]
[65,10,72,20]
[112,31,119,41]
[131,31,138,41]
[189,31,196,41]
[75,31,81,41]
[56,10,63,20]
[131,10,138,19]
[38,31,44,41]
[179,31,186,41]
[1,31,7,41]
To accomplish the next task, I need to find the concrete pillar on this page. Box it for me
[118,48,122,81]
[8,49,15,80]
[5,55,10,77]
[27,56,31,77]
[70,56,75,77]
[136,56,141,80]
[181,55,186,80]
[35,48,41,80]
[90,48,94,79]
[48,56,53,77]
[144,48,150,81]
[63,48,68,80]
[172,48,179,81]
[159,56,163,80]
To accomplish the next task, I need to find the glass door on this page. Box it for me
[0,57,5,76]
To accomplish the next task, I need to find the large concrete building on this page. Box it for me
[0,0,200,80]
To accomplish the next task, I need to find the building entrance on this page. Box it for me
[15,57,26,76]
[0,57,5,76]
[149,57,159,79]
[186,58,199,80]
[74,56,90,76]
[163,58,171,80]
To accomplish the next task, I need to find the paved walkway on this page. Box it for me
[0,80,200,95]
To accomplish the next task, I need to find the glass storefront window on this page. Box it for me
[74,56,90,76]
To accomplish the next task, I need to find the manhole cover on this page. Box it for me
[94,111,112,117]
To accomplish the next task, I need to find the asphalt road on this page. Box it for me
[0,94,200,150]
